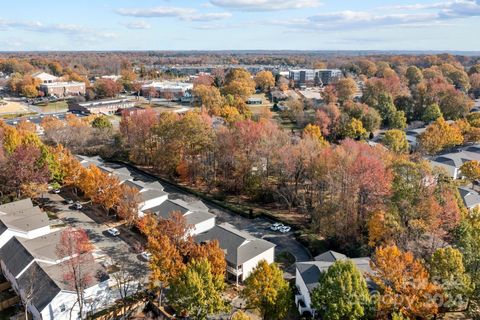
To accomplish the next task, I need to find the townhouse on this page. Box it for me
[196,223,275,284]
[295,250,372,317]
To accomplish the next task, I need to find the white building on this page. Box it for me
[196,223,275,284]
[141,81,193,99]
[0,231,117,320]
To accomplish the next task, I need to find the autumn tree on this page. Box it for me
[406,66,423,87]
[193,84,224,114]
[117,184,141,228]
[311,260,372,320]
[0,144,50,200]
[93,78,122,98]
[91,116,112,130]
[418,117,464,154]
[222,68,255,100]
[453,210,480,316]
[167,259,228,319]
[382,129,409,154]
[56,227,95,319]
[231,311,251,320]
[189,240,226,278]
[460,160,480,188]
[371,245,442,319]
[422,103,442,123]
[429,247,472,312]
[241,261,291,320]
[254,71,275,92]
[335,77,357,105]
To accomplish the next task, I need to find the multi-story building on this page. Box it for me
[39,82,86,98]
[288,69,343,87]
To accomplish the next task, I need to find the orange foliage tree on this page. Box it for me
[370,245,442,319]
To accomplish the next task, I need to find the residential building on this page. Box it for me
[122,180,168,212]
[68,99,135,115]
[429,145,480,179]
[196,223,275,284]
[295,250,372,317]
[39,82,86,98]
[0,198,51,248]
[288,69,342,87]
[147,198,216,235]
[458,186,480,210]
[0,231,115,320]
[141,81,193,100]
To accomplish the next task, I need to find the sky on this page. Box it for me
[0,0,479,51]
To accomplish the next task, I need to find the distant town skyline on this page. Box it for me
[0,0,479,51]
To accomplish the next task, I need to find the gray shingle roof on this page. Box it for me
[458,187,480,209]
[148,199,189,218]
[0,206,49,233]
[0,198,34,214]
[17,262,61,312]
[185,211,215,226]
[0,237,34,277]
[140,189,168,202]
[196,223,275,267]
[0,221,7,236]
[314,250,347,262]
[297,256,372,294]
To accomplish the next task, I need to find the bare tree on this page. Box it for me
[111,259,146,318]
[56,227,95,320]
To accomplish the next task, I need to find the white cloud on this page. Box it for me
[0,19,116,42]
[123,21,151,29]
[116,7,195,18]
[268,0,480,32]
[209,0,321,11]
[116,6,232,22]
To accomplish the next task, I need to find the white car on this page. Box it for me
[107,228,120,236]
[53,189,61,194]
[279,226,291,233]
[141,251,152,261]
[74,202,82,210]
[65,199,74,204]
[270,223,284,231]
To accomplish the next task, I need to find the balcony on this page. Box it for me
[227,265,243,276]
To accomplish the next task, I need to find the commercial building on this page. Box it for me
[39,82,86,98]
[141,81,193,100]
[68,99,135,115]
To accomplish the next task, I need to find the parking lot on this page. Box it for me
[43,192,148,278]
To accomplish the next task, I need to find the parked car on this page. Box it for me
[270,223,284,231]
[107,228,120,236]
[141,251,152,261]
[279,226,291,233]
[53,189,61,194]
[65,199,74,204]
[74,202,83,210]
